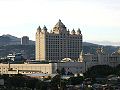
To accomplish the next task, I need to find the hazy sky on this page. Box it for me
[0,0,120,43]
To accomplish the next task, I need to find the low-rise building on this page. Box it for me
[79,48,120,71]
[0,63,56,75]
[7,53,24,61]
[1,48,120,75]
[0,61,85,75]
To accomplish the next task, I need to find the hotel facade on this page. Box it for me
[36,20,82,61]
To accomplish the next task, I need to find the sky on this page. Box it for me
[0,0,120,45]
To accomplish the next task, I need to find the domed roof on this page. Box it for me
[54,19,66,28]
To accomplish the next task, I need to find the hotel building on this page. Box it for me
[36,20,82,61]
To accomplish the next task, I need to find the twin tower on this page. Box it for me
[36,19,82,61]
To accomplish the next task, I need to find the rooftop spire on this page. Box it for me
[71,28,75,35]
[37,26,41,32]
[43,25,47,30]
[54,19,66,28]
[79,50,84,62]
[53,19,67,34]
[59,19,61,22]
[37,26,41,30]
[42,25,47,33]
[77,28,81,35]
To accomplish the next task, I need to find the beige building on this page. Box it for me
[0,63,57,75]
[36,20,82,61]
[1,48,120,75]
[0,60,85,75]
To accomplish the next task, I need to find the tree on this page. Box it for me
[84,65,114,78]
[61,68,66,75]
[51,75,60,90]
[115,64,120,75]
[56,69,61,74]
[68,76,84,85]
[36,81,47,90]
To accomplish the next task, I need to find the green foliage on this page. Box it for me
[0,45,35,60]
[83,45,118,55]
[25,78,38,89]
[35,81,48,90]
[115,64,120,76]
[84,65,114,78]
[0,44,118,61]
[51,74,60,85]
[68,76,84,85]
[0,74,39,89]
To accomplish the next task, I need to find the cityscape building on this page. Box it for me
[0,20,120,78]
[79,48,120,71]
[21,36,29,45]
[36,19,82,61]
[1,48,120,75]
[7,53,23,61]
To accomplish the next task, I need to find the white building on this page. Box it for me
[79,48,120,71]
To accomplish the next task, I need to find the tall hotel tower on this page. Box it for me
[36,20,82,61]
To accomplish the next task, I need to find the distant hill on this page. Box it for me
[0,44,118,60]
[0,34,119,59]
[87,41,120,46]
[83,42,101,46]
[3,34,20,41]
[0,45,35,59]
[0,34,35,45]
[83,42,119,54]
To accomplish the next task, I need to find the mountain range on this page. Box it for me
[0,34,35,45]
[1,34,120,46]
[87,40,120,46]
[0,34,119,59]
